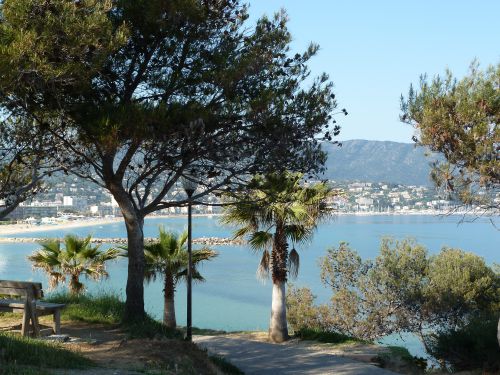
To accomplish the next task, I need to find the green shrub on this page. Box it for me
[425,313,500,372]
[294,327,362,345]
[286,285,322,334]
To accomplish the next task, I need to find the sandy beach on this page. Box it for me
[0,214,221,237]
[0,217,124,236]
[0,210,480,237]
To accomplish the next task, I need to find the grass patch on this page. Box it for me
[45,292,124,325]
[376,345,427,372]
[294,327,366,345]
[210,355,244,374]
[0,332,92,369]
[0,364,53,375]
[124,316,182,340]
[45,292,183,340]
[0,312,21,319]
[190,327,228,336]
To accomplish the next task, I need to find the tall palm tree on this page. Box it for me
[28,234,119,295]
[137,227,217,328]
[222,172,336,343]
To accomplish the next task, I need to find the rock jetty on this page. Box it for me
[0,236,245,246]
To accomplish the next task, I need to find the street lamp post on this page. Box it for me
[181,175,198,341]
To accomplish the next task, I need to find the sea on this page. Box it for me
[0,214,498,358]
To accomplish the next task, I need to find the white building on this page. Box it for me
[63,196,73,206]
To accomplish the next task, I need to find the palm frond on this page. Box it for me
[288,248,300,279]
[221,171,334,283]
[248,231,273,251]
[256,250,271,283]
[27,234,118,294]
[285,224,315,245]
[192,248,218,263]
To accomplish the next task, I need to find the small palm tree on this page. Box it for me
[222,172,336,342]
[28,234,120,295]
[137,227,217,328]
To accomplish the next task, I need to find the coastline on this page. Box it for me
[0,236,244,246]
[0,217,124,236]
[0,214,221,236]
[0,210,483,237]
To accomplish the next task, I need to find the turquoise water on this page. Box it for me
[0,215,498,356]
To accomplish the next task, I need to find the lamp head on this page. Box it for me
[181,174,198,197]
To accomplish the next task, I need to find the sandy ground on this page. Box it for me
[0,217,125,236]
[0,315,222,374]
[0,214,223,237]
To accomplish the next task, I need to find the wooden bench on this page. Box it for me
[0,280,65,337]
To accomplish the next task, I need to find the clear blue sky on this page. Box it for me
[247,1,500,143]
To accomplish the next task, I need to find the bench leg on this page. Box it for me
[21,308,30,336]
[52,310,61,334]
[29,301,40,337]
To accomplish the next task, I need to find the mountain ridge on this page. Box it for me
[322,139,437,186]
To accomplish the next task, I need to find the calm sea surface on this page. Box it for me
[0,215,498,357]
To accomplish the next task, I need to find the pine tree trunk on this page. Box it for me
[123,213,146,322]
[109,182,146,322]
[163,271,176,328]
[269,222,289,343]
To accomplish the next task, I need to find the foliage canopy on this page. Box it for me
[401,62,499,212]
[29,234,119,294]
[0,0,342,319]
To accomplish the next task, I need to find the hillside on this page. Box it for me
[322,140,438,186]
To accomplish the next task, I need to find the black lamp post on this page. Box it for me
[181,175,198,341]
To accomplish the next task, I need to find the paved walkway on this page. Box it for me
[194,335,396,375]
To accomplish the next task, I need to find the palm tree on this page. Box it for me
[222,172,336,343]
[138,227,217,328]
[28,234,119,295]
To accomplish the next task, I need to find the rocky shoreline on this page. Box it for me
[0,236,245,246]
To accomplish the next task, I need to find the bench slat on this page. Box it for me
[0,299,65,310]
[0,287,30,297]
[0,280,42,289]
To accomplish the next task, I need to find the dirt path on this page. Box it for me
[194,334,398,375]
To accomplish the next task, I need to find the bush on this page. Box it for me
[425,313,500,372]
[286,285,321,333]
[294,327,361,345]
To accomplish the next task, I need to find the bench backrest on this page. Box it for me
[0,280,43,299]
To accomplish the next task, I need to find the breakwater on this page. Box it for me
[0,237,245,246]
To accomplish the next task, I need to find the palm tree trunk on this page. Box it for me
[497,317,500,349]
[269,222,289,343]
[163,271,176,328]
[270,280,288,342]
[69,274,80,295]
